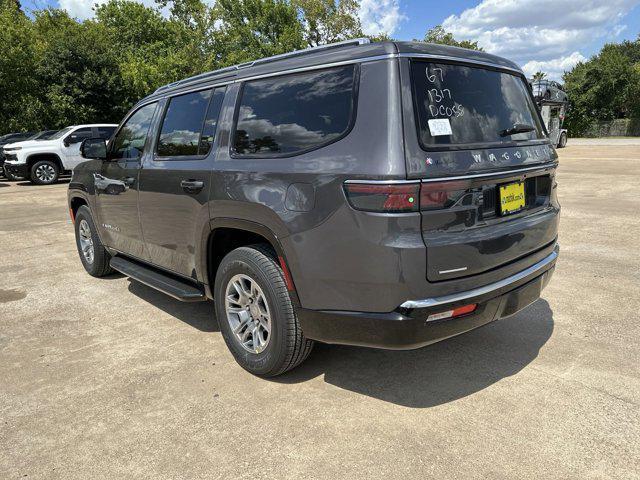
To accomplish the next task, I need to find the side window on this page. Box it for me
[232,65,356,156]
[157,89,215,157]
[97,127,116,139]
[111,103,158,160]
[67,127,93,144]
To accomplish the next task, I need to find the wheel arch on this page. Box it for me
[26,152,63,170]
[200,218,297,302]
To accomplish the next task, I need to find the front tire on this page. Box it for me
[74,205,113,277]
[30,160,59,185]
[214,245,314,377]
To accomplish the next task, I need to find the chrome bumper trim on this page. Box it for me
[400,247,558,309]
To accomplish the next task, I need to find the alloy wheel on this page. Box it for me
[78,219,95,264]
[225,274,271,354]
[35,164,56,183]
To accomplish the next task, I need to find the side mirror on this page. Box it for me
[80,138,107,160]
[65,133,82,146]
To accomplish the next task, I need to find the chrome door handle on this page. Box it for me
[181,179,204,193]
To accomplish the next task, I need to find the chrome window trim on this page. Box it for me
[344,164,557,185]
[140,53,523,106]
[400,248,558,309]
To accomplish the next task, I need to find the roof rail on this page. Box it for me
[235,37,371,70]
[153,38,370,94]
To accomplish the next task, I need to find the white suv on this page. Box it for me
[3,124,118,184]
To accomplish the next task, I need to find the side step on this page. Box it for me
[110,256,207,302]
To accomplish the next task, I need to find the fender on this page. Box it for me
[198,217,301,305]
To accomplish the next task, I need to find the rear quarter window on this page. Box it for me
[232,65,357,156]
[411,61,544,148]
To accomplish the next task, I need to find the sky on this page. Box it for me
[19,0,640,80]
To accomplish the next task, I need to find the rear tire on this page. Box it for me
[214,244,314,377]
[30,160,59,185]
[74,205,114,277]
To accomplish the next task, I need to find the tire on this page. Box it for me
[30,159,59,185]
[214,244,314,377]
[74,205,114,277]
[558,132,567,148]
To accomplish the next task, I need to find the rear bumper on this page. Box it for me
[298,246,558,349]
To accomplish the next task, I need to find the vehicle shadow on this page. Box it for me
[127,279,219,332]
[274,299,554,408]
[15,179,70,187]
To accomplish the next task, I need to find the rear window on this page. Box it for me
[411,61,544,148]
[233,65,356,156]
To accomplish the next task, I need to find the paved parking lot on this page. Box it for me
[1,142,639,479]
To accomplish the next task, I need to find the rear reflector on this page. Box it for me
[426,303,477,322]
[344,183,420,213]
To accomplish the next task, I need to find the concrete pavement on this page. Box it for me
[1,143,638,479]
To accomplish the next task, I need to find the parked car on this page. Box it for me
[0,131,36,177]
[530,80,567,103]
[68,39,560,376]
[3,124,117,184]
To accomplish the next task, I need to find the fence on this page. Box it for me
[582,118,640,137]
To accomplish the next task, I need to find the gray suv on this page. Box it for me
[68,39,560,376]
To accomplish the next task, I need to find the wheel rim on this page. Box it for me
[35,163,55,182]
[225,274,271,354]
[78,219,94,264]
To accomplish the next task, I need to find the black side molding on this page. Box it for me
[110,256,207,302]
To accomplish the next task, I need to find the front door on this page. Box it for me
[138,87,226,279]
[94,102,159,260]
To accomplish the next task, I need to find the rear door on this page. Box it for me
[138,87,226,279]
[401,59,560,282]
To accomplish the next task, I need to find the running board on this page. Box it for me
[110,256,207,302]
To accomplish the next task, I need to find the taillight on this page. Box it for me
[419,180,470,211]
[344,180,471,213]
[344,183,420,213]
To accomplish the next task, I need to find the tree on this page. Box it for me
[212,0,305,66]
[563,35,640,135]
[532,71,547,82]
[0,0,40,131]
[33,9,128,127]
[423,25,482,51]
[292,0,363,47]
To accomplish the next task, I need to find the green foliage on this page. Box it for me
[213,0,305,66]
[292,0,363,47]
[422,25,482,51]
[532,71,547,82]
[563,36,640,135]
[0,0,39,131]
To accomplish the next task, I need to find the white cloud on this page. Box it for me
[358,0,406,36]
[58,0,108,20]
[57,0,215,20]
[522,51,587,80]
[442,0,639,79]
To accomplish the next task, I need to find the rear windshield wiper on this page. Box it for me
[500,123,536,137]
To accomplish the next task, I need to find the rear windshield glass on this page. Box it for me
[411,61,544,148]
